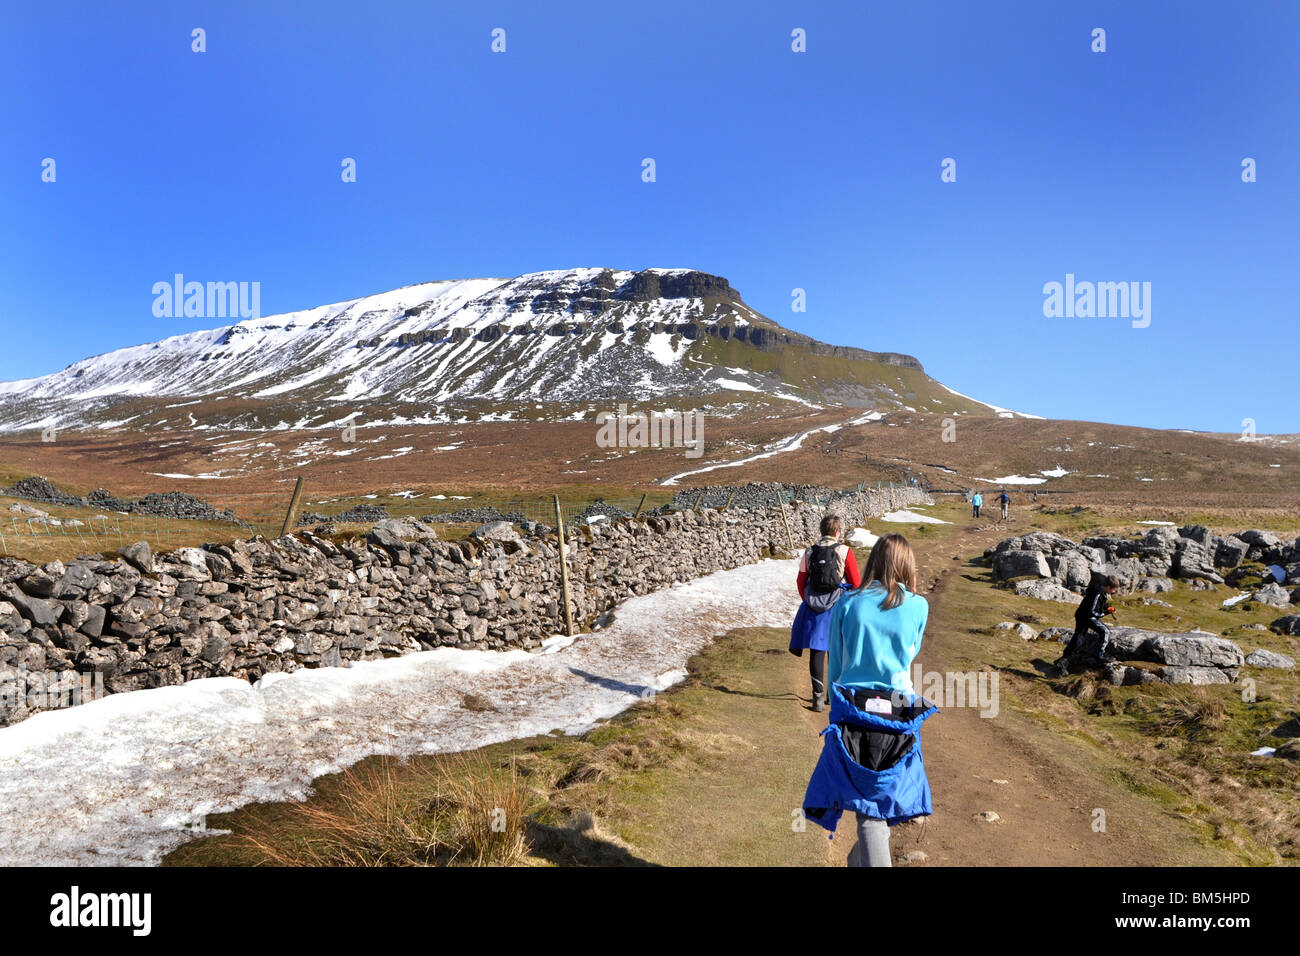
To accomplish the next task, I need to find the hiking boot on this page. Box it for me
[811,678,826,711]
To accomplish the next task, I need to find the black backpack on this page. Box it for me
[806,542,843,594]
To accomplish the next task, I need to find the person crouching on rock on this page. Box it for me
[789,513,861,712]
[1057,572,1119,673]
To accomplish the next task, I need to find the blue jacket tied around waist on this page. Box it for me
[802,682,939,834]
[788,582,850,653]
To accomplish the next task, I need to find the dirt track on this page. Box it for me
[797,520,1238,866]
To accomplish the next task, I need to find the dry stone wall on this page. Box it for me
[0,486,931,726]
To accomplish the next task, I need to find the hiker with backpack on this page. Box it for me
[802,533,937,867]
[1056,571,1120,673]
[999,490,1011,520]
[971,492,983,518]
[789,514,862,712]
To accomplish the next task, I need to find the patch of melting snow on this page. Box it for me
[936,384,1043,419]
[713,378,761,393]
[1222,592,1252,608]
[1138,521,1176,526]
[847,527,878,547]
[661,411,876,486]
[144,473,233,481]
[880,509,950,525]
[0,558,800,866]
[975,474,1047,485]
[367,446,417,461]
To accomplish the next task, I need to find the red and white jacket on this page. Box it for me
[797,539,862,599]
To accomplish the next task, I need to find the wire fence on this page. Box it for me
[0,478,913,564]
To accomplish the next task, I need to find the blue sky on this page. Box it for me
[2,1,1296,431]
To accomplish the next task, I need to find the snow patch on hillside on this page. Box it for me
[938,383,1044,420]
[661,412,878,486]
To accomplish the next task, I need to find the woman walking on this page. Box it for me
[789,514,861,711]
[802,533,937,867]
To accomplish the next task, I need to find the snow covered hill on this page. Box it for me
[0,268,1010,432]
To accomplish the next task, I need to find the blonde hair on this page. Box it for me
[858,533,918,610]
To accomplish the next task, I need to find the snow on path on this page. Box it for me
[661,411,882,486]
[0,559,799,866]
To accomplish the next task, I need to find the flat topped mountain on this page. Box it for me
[0,267,1006,432]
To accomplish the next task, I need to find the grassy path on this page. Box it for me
[601,511,1248,865]
[169,502,1273,866]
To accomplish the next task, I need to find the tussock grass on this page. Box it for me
[211,754,535,867]
[1151,692,1228,740]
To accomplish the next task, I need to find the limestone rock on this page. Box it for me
[1013,579,1082,604]
[1245,649,1295,669]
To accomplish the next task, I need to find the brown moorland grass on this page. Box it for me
[1,412,1295,508]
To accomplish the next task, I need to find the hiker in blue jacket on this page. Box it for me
[971,492,983,518]
[803,533,937,867]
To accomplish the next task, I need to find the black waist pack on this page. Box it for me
[838,687,927,772]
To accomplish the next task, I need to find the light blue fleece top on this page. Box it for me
[827,584,928,694]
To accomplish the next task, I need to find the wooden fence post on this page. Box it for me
[280,476,305,537]
[724,490,735,511]
[774,484,795,553]
[633,492,647,518]
[554,495,575,637]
